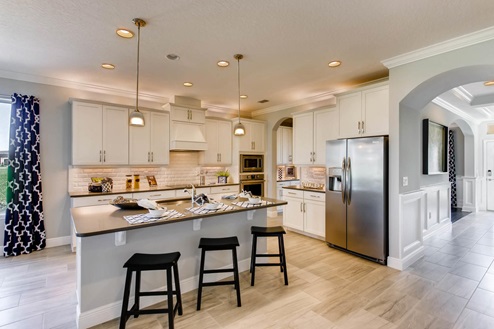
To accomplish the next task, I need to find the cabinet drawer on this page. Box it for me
[304,191,325,202]
[133,190,175,200]
[282,189,303,198]
[71,193,132,207]
[210,185,239,194]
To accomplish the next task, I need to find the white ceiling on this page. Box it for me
[1,0,494,116]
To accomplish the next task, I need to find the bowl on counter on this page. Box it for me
[148,208,167,217]
[248,197,262,204]
[205,203,221,210]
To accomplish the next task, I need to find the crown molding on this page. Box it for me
[0,69,169,104]
[382,26,494,69]
[251,91,336,117]
[432,97,480,125]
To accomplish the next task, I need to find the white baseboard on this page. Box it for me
[78,258,251,329]
[462,205,477,212]
[46,235,71,248]
[387,245,425,271]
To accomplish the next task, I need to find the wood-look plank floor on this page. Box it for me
[2,213,494,328]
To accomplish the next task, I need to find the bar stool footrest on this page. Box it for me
[203,268,234,274]
[255,254,282,257]
[255,262,283,267]
[203,280,235,287]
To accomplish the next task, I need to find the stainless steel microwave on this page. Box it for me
[240,154,264,173]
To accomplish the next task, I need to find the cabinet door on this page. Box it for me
[304,196,326,237]
[217,120,232,164]
[202,119,220,164]
[362,86,389,136]
[102,106,129,165]
[282,196,304,231]
[189,108,206,124]
[72,102,103,165]
[169,105,190,121]
[277,128,283,164]
[282,127,293,164]
[293,112,313,165]
[251,122,265,152]
[313,109,338,165]
[129,111,151,165]
[338,93,362,138]
[150,112,170,165]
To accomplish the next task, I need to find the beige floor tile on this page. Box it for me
[391,273,434,299]
[313,288,369,323]
[454,308,494,329]
[287,310,337,329]
[436,273,479,299]
[335,309,397,329]
[364,289,419,324]
[466,288,494,318]
[395,308,454,329]
[414,287,468,323]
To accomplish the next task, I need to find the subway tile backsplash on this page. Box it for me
[68,152,227,192]
[300,166,326,185]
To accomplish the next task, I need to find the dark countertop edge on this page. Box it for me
[73,197,287,237]
[69,183,240,198]
[282,185,325,193]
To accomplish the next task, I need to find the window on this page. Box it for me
[0,99,10,213]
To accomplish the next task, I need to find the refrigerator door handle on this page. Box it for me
[341,158,347,204]
[347,157,352,205]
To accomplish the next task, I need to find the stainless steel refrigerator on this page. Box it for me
[325,136,388,264]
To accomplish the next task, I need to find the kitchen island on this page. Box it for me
[71,197,286,329]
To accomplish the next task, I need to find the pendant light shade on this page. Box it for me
[129,18,146,127]
[233,54,245,136]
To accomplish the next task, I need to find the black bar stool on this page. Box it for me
[250,226,288,286]
[120,252,183,329]
[197,236,241,310]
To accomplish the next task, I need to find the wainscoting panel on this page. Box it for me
[463,177,479,212]
[422,183,451,240]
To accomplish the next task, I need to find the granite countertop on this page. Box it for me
[70,197,287,237]
[69,183,239,197]
[277,178,300,182]
[282,185,326,193]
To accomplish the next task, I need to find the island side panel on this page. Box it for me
[77,209,267,327]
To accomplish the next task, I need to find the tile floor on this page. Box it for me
[1,212,494,328]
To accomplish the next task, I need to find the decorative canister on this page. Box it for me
[102,180,112,192]
[133,174,140,189]
[125,175,133,189]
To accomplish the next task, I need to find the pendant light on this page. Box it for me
[129,18,146,126]
[233,54,245,136]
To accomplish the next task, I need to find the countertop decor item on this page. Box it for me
[216,169,230,184]
[110,196,143,209]
[146,175,157,186]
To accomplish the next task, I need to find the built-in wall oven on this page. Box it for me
[240,154,264,173]
[239,174,265,197]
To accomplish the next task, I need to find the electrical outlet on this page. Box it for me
[402,176,408,186]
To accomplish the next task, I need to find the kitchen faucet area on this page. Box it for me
[2,1,494,328]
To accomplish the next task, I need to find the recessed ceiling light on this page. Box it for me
[484,81,494,86]
[116,28,134,38]
[240,95,248,99]
[166,54,180,61]
[183,82,193,87]
[217,60,229,67]
[328,60,342,68]
[101,63,115,69]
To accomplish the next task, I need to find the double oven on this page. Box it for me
[239,154,264,197]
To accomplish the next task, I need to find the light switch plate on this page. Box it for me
[402,176,408,186]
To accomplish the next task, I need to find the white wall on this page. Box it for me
[388,38,494,266]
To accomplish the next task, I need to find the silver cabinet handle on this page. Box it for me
[103,150,106,162]
[99,150,102,162]
[97,198,112,202]
[309,194,320,198]
[342,158,346,204]
[149,194,161,197]
[148,152,150,162]
[304,203,306,212]
[361,121,364,134]
[288,192,296,195]
[300,203,303,212]
[313,152,316,163]
[347,157,352,205]
[357,121,361,134]
[151,152,154,162]
[219,153,221,162]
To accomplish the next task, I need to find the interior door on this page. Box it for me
[486,141,494,210]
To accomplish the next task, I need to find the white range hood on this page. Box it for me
[170,121,208,151]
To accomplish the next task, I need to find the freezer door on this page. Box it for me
[325,139,347,248]
[346,136,387,261]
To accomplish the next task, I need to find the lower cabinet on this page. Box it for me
[276,180,300,213]
[282,189,325,239]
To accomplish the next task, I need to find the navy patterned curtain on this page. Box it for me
[4,93,45,257]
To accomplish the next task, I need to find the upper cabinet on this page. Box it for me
[235,119,265,153]
[338,84,389,138]
[169,105,205,124]
[72,101,129,165]
[129,110,170,165]
[199,119,232,165]
[293,108,338,165]
[277,126,293,165]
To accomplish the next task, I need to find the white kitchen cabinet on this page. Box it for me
[200,119,232,165]
[277,126,293,164]
[236,119,265,153]
[72,102,129,165]
[129,110,170,165]
[282,189,325,238]
[168,104,205,124]
[293,108,338,165]
[338,84,389,138]
[276,180,299,213]
[133,190,176,200]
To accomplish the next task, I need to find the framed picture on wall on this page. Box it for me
[422,119,448,175]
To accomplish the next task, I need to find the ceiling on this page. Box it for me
[1,0,494,116]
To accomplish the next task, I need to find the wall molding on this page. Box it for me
[462,177,480,212]
[388,245,424,271]
[382,26,494,69]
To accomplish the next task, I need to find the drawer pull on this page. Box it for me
[288,192,296,195]
[149,194,161,197]
[98,198,112,202]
